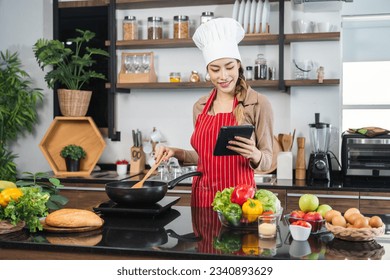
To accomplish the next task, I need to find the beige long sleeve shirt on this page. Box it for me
[182,86,274,172]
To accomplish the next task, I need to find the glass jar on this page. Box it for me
[254,54,267,80]
[169,72,181,82]
[245,66,253,80]
[190,70,200,82]
[200,11,214,25]
[147,16,163,40]
[173,15,189,39]
[123,16,138,40]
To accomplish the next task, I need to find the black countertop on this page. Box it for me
[1,203,389,260]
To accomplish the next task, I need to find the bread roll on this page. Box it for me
[45,208,103,228]
[46,234,102,246]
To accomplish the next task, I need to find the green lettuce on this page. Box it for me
[211,187,234,212]
[254,189,281,213]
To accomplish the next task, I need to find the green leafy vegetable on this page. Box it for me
[254,189,280,213]
[0,187,49,232]
[211,187,234,212]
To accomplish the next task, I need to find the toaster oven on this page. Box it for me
[341,133,390,177]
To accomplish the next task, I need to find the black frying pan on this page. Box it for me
[105,171,201,206]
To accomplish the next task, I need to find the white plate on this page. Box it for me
[238,0,246,26]
[261,0,270,33]
[232,0,240,21]
[243,0,251,33]
[249,0,257,33]
[255,0,263,33]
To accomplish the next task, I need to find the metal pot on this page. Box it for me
[105,171,201,206]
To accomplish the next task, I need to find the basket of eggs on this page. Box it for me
[325,208,385,242]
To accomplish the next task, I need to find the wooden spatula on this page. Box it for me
[132,152,167,189]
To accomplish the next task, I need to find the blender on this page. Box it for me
[307,113,332,182]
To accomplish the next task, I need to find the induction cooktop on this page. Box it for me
[93,196,180,216]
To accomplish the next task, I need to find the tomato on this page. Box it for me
[292,220,310,228]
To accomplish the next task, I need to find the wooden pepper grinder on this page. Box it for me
[295,137,306,181]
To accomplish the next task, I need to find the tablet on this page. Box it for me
[213,125,255,156]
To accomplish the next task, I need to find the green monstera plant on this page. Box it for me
[0,50,43,181]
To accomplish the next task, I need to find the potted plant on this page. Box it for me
[0,50,43,181]
[60,144,87,172]
[116,159,129,175]
[33,29,109,117]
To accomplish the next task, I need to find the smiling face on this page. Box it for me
[207,58,241,96]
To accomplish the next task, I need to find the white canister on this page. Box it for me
[277,151,293,180]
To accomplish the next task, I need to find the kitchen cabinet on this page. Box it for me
[286,190,359,213]
[359,192,390,215]
[56,0,341,140]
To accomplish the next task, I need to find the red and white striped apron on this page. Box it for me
[190,89,255,207]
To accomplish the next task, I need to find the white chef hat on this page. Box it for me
[192,18,245,66]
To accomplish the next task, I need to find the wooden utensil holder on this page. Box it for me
[130,146,145,175]
[118,51,157,83]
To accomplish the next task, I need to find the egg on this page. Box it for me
[353,217,369,228]
[369,216,383,228]
[325,209,341,223]
[332,215,347,227]
[344,207,360,222]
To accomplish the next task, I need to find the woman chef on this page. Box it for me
[156,18,274,207]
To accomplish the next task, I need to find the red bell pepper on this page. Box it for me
[230,184,255,206]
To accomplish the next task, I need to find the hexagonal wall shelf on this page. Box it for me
[39,117,106,176]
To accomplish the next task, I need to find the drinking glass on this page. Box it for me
[124,55,134,73]
[133,55,141,73]
[141,54,150,73]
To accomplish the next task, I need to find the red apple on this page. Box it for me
[304,212,323,221]
[289,210,306,224]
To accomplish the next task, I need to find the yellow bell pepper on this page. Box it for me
[1,187,23,206]
[242,198,263,223]
[241,233,259,255]
[0,193,7,207]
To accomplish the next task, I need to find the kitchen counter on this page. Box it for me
[0,204,389,260]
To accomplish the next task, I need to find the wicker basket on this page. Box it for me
[325,222,385,241]
[57,89,92,117]
[0,220,25,235]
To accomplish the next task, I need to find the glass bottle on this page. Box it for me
[173,15,189,39]
[123,16,138,40]
[254,54,267,80]
[147,16,163,40]
[245,66,253,80]
[169,72,181,82]
[190,70,200,82]
[200,12,214,25]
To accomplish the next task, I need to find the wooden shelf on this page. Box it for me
[110,34,280,49]
[285,79,340,87]
[59,0,285,9]
[107,80,280,90]
[285,32,340,43]
[39,117,106,177]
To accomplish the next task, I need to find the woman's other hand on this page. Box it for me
[227,136,261,166]
[155,145,175,162]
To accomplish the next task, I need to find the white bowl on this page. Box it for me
[289,224,312,241]
[289,240,311,258]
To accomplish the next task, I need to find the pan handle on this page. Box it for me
[166,229,202,242]
[167,171,202,189]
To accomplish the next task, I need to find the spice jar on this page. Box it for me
[254,54,267,80]
[173,15,189,39]
[200,11,214,25]
[147,16,163,40]
[123,16,138,40]
[245,66,253,80]
[169,72,181,82]
[190,70,200,82]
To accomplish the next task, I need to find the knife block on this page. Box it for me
[130,146,145,175]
